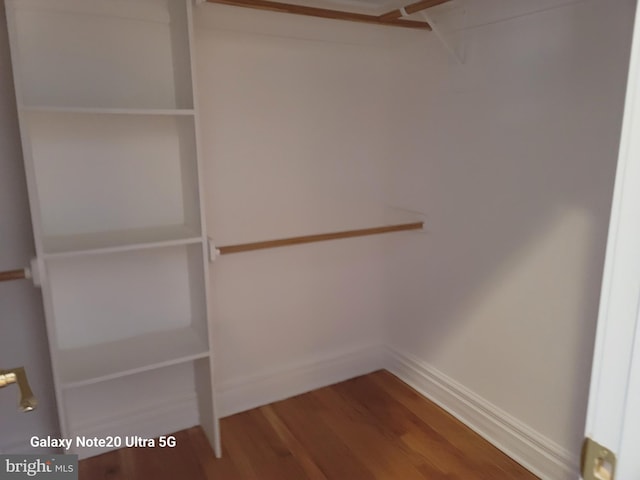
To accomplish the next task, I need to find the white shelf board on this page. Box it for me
[21,106,196,116]
[7,0,172,24]
[42,225,202,257]
[57,326,210,388]
[9,0,193,110]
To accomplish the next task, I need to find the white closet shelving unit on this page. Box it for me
[5,0,220,458]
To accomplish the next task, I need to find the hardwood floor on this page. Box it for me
[79,370,539,479]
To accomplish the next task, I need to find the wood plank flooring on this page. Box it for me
[79,370,539,479]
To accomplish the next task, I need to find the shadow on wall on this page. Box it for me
[383,0,633,456]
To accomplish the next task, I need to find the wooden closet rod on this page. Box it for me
[218,221,423,254]
[206,0,433,30]
[0,269,28,283]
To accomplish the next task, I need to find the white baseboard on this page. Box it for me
[216,344,387,417]
[386,347,578,480]
[5,344,579,478]
[71,394,199,459]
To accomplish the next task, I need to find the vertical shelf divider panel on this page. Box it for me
[5,0,219,459]
[185,0,221,457]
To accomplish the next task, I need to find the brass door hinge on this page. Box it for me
[581,437,616,480]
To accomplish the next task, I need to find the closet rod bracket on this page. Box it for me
[207,238,221,263]
[420,0,467,64]
[0,259,41,287]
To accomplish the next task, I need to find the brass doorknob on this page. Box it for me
[0,367,37,412]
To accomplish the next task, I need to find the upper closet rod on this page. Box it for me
[205,0,451,30]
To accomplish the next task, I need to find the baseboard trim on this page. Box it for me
[6,345,579,476]
[386,347,578,480]
[216,344,387,417]
[71,394,199,459]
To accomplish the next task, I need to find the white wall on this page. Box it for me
[194,0,635,472]
[0,0,633,473]
[385,0,635,466]
[195,7,406,412]
[0,2,59,453]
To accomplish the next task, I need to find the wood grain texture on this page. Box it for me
[79,370,539,479]
[0,268,27,282]
[206,0,432,29]
[379,0,451,21]
[218,222,424,255]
